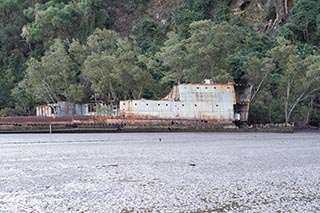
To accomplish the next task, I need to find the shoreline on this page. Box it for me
[0,115,301,134]
[0,124,295,134]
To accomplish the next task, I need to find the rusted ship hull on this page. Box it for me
[0,81,294,133]
[0,116,237,133]
[0,116,293,133]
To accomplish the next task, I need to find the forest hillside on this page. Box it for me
[0,0,319,126]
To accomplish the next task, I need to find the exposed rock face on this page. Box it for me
[230,0,265,28]
[230,0,292,34]
[110,0,292,36]
[110,0,179,36]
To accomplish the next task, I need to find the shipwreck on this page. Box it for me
[120,80,251,124]
[0,80,253,133]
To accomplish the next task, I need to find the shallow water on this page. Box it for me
[0,132,319,212]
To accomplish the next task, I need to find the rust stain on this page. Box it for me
[117,83,239,122]
[0,81,251,127]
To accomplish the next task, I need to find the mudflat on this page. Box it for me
[0,132,319,212]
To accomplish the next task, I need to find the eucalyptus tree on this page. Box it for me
[265,38,320,126]
[81,29,150,101]
[22,39,78,104]
[158,20,246,84]
[280,54,320,126]
[243,56,275,103]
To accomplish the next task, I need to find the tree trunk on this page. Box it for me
[109,80,117,101]
[305,98,313,125]
[284,79,291,126]
[272,0,288,29]
[250,67,271,103]
[287,86,311,126]
[284,0,288,16]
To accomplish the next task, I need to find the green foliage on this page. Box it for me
[82,29,151,101]
[247,37,320,125]
[137,3,145,14]
[0,108,16,117]
[0,0,319,125]
[122,0,149,13]
[68,84,86,103]
[0,71,14,108]
[158,20,248,83]
[279,0,320,45]
[173,0,232,38]
[11,86,37,115]
[0,0,28,112]
[82,53,120,100]
[22,39,76,103]
[22,0,111,43]
[86,29,121,55]
[132,18,167,53]
[213,0,232,21]
[173,4,203,38]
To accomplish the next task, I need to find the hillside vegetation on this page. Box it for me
[0,0,319,126]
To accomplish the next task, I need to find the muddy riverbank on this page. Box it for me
[0,132,319,212]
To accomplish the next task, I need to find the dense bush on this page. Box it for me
[0,0,319,125]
